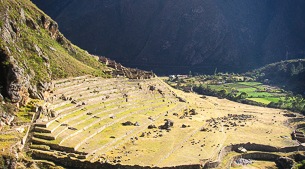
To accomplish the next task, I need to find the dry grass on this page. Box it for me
[31,77,300,167]
[110,90,297,167]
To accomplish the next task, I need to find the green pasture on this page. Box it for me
[208,82,287,105]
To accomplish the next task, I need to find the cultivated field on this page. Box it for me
[208,82,286,104]
[30,76,302,168]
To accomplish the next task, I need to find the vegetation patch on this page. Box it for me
[165,72,305,114]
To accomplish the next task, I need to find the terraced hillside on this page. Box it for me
[29,76,189,167]
[27,76,305,168]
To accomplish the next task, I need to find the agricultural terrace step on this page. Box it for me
[53,76,102,89]
[51,85,159,118]
[35,123,47,128]
[52,83,123,105]
[51,107,122,139]
[50,92,152,135]
[51,88,118,108]
[32,99,168,153]
[45,97,126,129]
[52,78,128,98]
[53,78,132,95]
[44,91,162,135]
[53,97,165,142]
[33,132,56,140]
[51,82,115,104]
[54,77,103,93]
[34,126,52,133]
[51,84,138,109]
[62,103,169,151]
[59,99,168,148]
[53,75,93,86]
[55,78,123,95]
[88,102,186,159]
[51,91,119,110]
[31,149,89,162]
[52,90,125,114]
[31,137,77,153]
[89,104,188,162]
[52,89,141,117]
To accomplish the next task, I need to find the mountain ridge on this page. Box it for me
[32,0,305,74]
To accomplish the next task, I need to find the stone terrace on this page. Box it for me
[30,76,188,166]
[29,76,300,168]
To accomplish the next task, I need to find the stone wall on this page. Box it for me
[32,150,201,169]
[202,142,305,168]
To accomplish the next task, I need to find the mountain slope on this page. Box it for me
[0,0,111,105]
[246,59,305,94]
[32,0,305,74]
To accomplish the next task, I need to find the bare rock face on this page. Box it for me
[0,5,57,106]
[6,57,30,105]
[32,0,305,74]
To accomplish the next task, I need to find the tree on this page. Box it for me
[238,92,248,99]
[219,89,228,98]
[176,79,181,88]
[296,94,303,103]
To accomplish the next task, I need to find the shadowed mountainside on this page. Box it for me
[246,59,305,94]
[32,0,305,74]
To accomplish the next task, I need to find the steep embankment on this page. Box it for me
[0,0,111,106]
[32,0,305,74]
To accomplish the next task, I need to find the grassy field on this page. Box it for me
[208,81,283,99]
[205,81,295,107]
[166,76,291,106]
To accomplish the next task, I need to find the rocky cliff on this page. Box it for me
[32,0,305,74]
[0,0,111,106]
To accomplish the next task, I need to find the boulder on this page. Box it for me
[122,121,134,126]
[50,110,58,117]
[190,109,197,115]
[275,157,294,169]
[237,147,247,153]
[148,124,157,129]
[149,85,155,91]
[71,100,77,104]
[159,119,174,129]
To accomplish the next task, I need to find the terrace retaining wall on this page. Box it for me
[32,150,201,169]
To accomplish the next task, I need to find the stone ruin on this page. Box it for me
[292,129,305,143]
[99,56,155,79]
[203,114,256,132]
